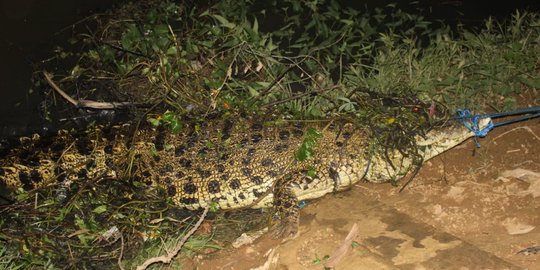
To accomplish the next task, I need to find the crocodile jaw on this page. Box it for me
[358,117,493,184]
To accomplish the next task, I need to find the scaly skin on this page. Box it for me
[0,117,491,237]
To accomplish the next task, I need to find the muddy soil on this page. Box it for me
[181,115,539,270]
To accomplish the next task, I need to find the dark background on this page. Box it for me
[1,0,539,137]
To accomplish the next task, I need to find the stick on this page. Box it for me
[324,223,359,268]
[136,206,210,270]
[43,71,147,109]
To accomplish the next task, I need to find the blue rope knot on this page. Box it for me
[456,109,494,138]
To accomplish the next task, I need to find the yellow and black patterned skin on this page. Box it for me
[0,117,490,237]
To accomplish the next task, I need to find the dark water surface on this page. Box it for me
[0,0,539,137]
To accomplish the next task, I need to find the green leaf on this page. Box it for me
[296,128,322,161]
[169,120,183,134]
[93,205,107,214]
[148,118,161,126]
[213,14,236,29]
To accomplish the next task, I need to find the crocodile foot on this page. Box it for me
[271,216,300,240]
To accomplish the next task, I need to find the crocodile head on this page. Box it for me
[359,117,493,184]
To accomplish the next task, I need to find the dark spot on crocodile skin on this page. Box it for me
[196,168,212,179]
[179,158,192,168]
[329,167,339,191]
[279,130,290,140]
[180,197,199,205]
[250,175,263,185]
[349,154,357,160]
[207,180,220,194]
[104,144,113,154]
[24,156,40,167]
[220,153,230,161]
[145,179,153,186]
[217,164,225,173]
[51,142,66,153]
[266,170,278,177]
[304,176,314,184]
[175,171,185,178]
[273,144,288,153]
[183,182,197,194]
[163,177,173,184]
[250,123,263,132]
[233,197,239,203]
[329,167,339,180]
[105,158,114,168]
[186,137,197,148]
[77,169,88,178]
[328,123,336,130]
[252,189,264,197]
[153,155,161,162]
[251,133,263,144]
[222,120,233,140]
[342,131,352,139]
[167,185,176,196]
[220,173,229,181]
[19,171,31,189]
[260,158,273,167]
[197,147,208,156]
[283,201,292,208]
[86,159,95,169]
[240,138,249,147]
[242,158,250,166]
[154,126,166,151]
[238,192,246,200]
[30,170,42,182]
[174,145,186,157]
[247,148,256,157]
[292,129,304,138]
[54,167,65,182]
[163,164,174,173]
[229,178,241,190]
[335,141,344,147]
[76,137,93,155]
[242,167,252,176]
[142,171,152,178]
[293,122,304,129]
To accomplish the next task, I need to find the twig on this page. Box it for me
[324,223,359,269]
[136,206,210,270]
[43,71,147,109]
[118,233,125,270]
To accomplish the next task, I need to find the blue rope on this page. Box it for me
[455,106,540,146]
[456,109,494,138]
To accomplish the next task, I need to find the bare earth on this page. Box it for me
[183,117,539,270]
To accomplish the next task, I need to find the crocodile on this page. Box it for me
[0,116,491,237]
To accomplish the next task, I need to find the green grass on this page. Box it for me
[4,0,540,268]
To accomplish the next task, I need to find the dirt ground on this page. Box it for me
[181,115,539,270]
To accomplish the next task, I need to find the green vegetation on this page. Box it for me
[2,0,539,268]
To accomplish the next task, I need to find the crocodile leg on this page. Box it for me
[272,176,301,239]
